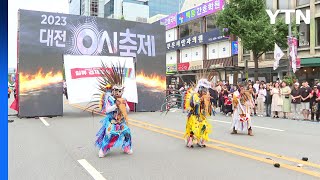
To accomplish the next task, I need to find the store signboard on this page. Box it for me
[177,0,224,25]
[166,28,228,52]
[166,64,177,74]
[177,61,203,71]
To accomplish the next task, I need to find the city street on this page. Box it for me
[8,97,320,180]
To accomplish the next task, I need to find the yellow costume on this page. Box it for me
[184,79,212,148]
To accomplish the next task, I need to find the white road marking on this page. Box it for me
[252,125,285,132]
[210,119,230,124]
[209,119,285,132]
[78,159,106,180]
[39,117,50,126]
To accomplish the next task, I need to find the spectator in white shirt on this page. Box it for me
[256,83,267,117]
[253,80,260,93]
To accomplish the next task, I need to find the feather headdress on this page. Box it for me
[86,60,126,113]
[183,68,214,112]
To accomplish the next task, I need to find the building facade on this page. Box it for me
[163,0,242,87]
[68,0,105,17]
[238,0,320,83]
[69,0,81,15]
[69,0,186,20]
[104,0,149,22]
[148,0,186,17]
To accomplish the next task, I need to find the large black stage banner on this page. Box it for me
[18,9,166,117]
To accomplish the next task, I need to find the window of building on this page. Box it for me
[243,48,250,55]
[278,0,289,9]
[297,0,310,6]
[179,19,203,39]
[316,18,320,46]
[104,0,114,17]
[206,14,217,32]
[81,0,85,15]
[298,22,310,47]
[266,0,273,9]
[90,0,98,16]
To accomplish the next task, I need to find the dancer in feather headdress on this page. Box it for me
[87,61,132,158]
[183,72,213,148]
[231,83,254,136]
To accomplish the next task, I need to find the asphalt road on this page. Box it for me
[8,97,320,180]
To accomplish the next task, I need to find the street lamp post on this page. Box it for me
[287,0,292,76]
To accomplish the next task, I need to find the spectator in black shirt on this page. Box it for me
[225,81,231,91]
[310,85,319,121]
[300,81,312,120]
[265,83,272,117]
[209,83,218,116]
[291,82,301,120]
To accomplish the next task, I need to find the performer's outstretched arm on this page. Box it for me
[105,105,117,113]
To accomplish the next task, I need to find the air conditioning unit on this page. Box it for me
[136,17,147,23]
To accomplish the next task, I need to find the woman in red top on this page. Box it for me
[224,94,233,116]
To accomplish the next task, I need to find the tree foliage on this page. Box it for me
[216,0,291,80]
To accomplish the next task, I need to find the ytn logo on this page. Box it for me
[266,9,310,25]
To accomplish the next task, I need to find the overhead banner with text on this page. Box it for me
[18,9,166,117]
[160,13,178,30]
[177,0,224,25]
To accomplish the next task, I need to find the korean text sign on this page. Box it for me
[177,0,224,25]
[160,13,178,30]
[166,28,228,51]
[64,55,138,104]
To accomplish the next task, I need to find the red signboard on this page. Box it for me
[177,61,203,71]
[178,62,190,71]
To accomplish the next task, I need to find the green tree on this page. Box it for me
[216,0,290,81]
